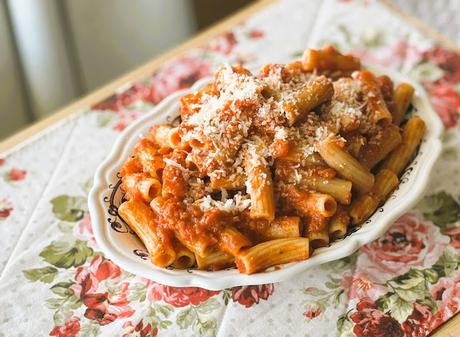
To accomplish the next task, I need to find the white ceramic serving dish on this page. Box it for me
[89,66,443,290]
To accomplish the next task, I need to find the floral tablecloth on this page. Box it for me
[1,0,460,336]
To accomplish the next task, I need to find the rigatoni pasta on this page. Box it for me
[117,46,425,274]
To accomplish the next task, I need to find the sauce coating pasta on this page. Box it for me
[118,46,425,274]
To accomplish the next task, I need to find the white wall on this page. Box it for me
[0,0,196,140]
[0,2,29,138]
[64,0,196,90]
[7,0,80,118]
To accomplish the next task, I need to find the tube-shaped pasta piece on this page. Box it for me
[134,138,163,178]
[317,136,375,193]
[286,185,337,217]
[167,127,181,148]
[299,175,352,205]
[350,169,399,224]
[162,156,187,199]
[271,139,291,158]
[120,156,142,176]
[393,83,415,125]
[122,173,162,202]
[346,134,367,158]
[218,226,251,256]
[247,165,275,221]
[210,172,246,190]
[149,125,173,148]
[136,177,161,201]
[196,250,234,271]
[235,238,310,274]
[150,197,214,257]
[359,124,402,169]
[303,213,329,250]
[378,75,396,115]
[172,241,196,269]
[260,216,301,240]
[283,149,326,166]
[303,46,361,72]
[353,70,393,124]
[284,76,333,125]
[328,205,350,240]
[381,116,426,176]
[349,194,377,226]
[308,229,330,249]
[118,198,176,267]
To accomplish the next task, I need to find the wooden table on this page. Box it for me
[0,1,458,335]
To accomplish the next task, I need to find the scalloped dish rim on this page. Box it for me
[89,65,443,290]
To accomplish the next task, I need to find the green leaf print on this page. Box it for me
[23,266,58,283]
[389,295,414,323]
[222,289,231,305]
[176,306,196,329]
[197,298,220,314]
[50,195,87,222]
[196,319,217,337]
[176,302,219,337]
[50,281,75,297]
[46,292,81,325]
[377,293,417,323]
[78,320,101,337]
[387,269,428,302]
[96,112,114,127]
[40,240,93,268]
[337,311,354,337]
[417,295,438,313]
[432,246,460,277]
[408,61,444,83]
[359,28,385,48]
[128,283,147,302]
[82,178,93,195]
[419,192,460,228]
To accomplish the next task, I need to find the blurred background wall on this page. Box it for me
[0,0,252,140]
[0,0,459,140]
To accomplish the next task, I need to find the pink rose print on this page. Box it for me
[444,226,460,249]
[92,83,148,112]
[143,56,212,105]
[206,31,237,55]
[122,320,158,337]
[362,211,449,274]
[352,41,422,70]
[147,280,219,308]
[231,284,274,308]
[425,81,460,129]
[341,268,387,301]
[6,168,27,181]
[422,46,460,83]
[248,29,264,39]
[71,256,133,325]
[303,304,321,319]
[74,212,97,248]
[430,271,460,329]
[350,298,404,337]
[0,197,13,220]
[49,316,80,337]
[92,55,211,132]
[0,158,5,166]
[112,110,142,132]
[401,303,434,337]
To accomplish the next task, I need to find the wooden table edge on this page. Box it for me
[0,0,459,334]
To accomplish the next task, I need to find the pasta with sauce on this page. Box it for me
[118,46,425,274]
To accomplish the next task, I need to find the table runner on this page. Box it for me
[1,0,460,336]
